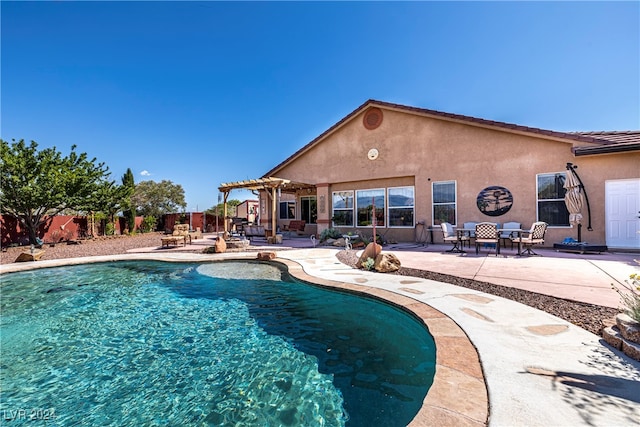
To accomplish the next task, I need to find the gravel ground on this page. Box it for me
[1,235,618,336]
[0,233,175,265]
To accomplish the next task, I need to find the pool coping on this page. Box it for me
[1,251,489,426]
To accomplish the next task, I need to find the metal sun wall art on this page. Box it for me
[476,186,513,216]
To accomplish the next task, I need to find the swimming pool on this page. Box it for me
[1,260,436,426]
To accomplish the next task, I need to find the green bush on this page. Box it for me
[362,257,376,271]
[613,267,640,322]
[140,216,157,233]
[105,222,115,236]
[319,228,342,242]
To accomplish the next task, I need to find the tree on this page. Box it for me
[121,168,136,232]
[131,180,186,218]
[207,199,242,217]
[85,180,131,236]
[0,139,111,244]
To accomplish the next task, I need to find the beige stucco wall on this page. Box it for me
[267,106,639,246]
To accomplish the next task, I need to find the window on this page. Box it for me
[300,196,317,224]
[356,189,385,227]
[388,186,414,227]
[433,181,456,225]
[279,201,295,220]
[537,172,569,226]
[332,191,354,226]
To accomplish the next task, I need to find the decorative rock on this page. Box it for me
[374,252,401,273]
[15,250,45,262]
[226,239,250,250]
[621,339,640,361]
[257,252,276,261]
[356,242,382,268]
[602,326,623,350]
[601,317,617,329]
[616,313,640,344]
[334,237,346,247]
[213,237,227,253]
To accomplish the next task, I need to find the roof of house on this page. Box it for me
[571,130,640,144]
[570,131,640,156]
[264,99,639,177]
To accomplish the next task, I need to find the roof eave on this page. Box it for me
[573,143,640,156]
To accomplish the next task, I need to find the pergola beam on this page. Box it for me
[218,176,314,193]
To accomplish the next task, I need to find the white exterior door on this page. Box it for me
[606,179,640,249]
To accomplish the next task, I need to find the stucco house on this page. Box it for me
[235,199,259,224]
[221,99,640,250]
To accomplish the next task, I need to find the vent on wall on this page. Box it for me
[363,107,383,130]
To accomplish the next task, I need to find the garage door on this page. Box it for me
[606,178,640,249]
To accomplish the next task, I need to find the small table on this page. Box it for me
[161,236,187,247]
[499,229,523,255]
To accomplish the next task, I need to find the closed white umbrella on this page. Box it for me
[564,171,584,239]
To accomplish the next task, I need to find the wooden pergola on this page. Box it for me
[217,177,315,235]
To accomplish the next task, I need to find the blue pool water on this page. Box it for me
[0,261,436,426]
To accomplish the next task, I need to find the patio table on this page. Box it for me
[451,227,527,255]
[501,228,526,256]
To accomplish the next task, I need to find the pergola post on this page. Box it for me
[271,186,277,236]
[223,191,229,235]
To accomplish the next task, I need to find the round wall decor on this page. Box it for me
[476,186,513,216]
[367,148,379,160]
[363,107,383,130]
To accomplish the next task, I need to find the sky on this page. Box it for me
[2,1,639,212]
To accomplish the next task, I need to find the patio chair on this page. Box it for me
[512,222,547,256]
[475,222,500,256]
[463,221,478,248]
[441,222,468,252]
[500,221,522,249]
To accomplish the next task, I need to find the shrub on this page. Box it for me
[140,216,157,233]
[319,228,342,242]
[105,222,115,236]
[613,261,640,322]
[362,257,376,271]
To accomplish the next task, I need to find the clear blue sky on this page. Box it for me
[2,1,638,212]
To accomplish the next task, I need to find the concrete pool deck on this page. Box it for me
[135,233,637,308]
[2,238,639,426]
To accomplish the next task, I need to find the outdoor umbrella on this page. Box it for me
[564,170,584,240]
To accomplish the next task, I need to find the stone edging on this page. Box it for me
[274,257,489,426]
[602,313,640,361]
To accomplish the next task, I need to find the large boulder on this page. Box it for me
[214,237,227,253]
[15,250,45,262]
[375,252,401,273]
[257,251,276,261]
[356,242,382,268]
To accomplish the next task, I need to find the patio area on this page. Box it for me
[125,232,638,309]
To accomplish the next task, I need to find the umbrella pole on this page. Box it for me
[578,223,582,243]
